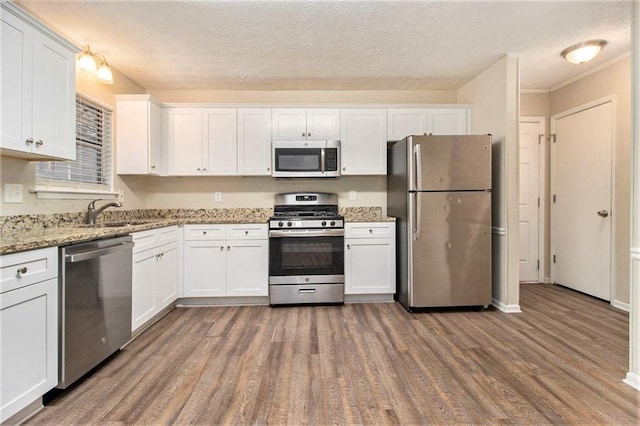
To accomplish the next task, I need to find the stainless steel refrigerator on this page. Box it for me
[387,135,492,310]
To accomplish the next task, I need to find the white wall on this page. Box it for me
[625,0,640,392]
[458,55,521,312]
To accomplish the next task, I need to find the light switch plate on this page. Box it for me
[4,183,24,203]
[214,192,222,202]
[349,190,357,200]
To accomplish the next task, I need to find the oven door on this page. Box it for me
[269,229,344,283]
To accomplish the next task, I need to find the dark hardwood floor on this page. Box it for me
[29,284,639,425]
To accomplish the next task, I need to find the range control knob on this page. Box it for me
[321,221,327,227]
[287,221,293,227]
[330,221,336,226]
[278,221,284,227]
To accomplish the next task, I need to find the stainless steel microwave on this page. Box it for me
[272,140,340,178]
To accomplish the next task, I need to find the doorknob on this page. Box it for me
[597,210,609,217]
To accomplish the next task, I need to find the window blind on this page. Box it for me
[36,94,113,192]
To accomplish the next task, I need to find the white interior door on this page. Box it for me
[519,117,543,282]
[552,101,612,300]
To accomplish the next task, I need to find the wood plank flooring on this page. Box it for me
[29,284,639,425]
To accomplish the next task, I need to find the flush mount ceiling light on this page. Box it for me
[77,45,97,71]
[561,39,607,64]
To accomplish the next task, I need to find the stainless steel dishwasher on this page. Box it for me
[58,235,133,389]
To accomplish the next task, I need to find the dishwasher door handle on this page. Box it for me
[65,241,133,263]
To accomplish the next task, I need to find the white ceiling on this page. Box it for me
[16,0,632,92]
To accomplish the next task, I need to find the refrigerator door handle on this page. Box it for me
[414,143,423,191]
[415,192,422,240]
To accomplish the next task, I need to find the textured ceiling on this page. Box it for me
[16,0,632,91]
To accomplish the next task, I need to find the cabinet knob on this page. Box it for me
[203,168,207,171]
[203,231,207,235]
[227,246,231,251]
[342,167,346,171]
[302,132,305,137]
[16,266,27,277]
[35,139,44,147]
[346,244,350,250]
[267,167,270,171]
[307,133,311,137]
[220,246,224,251]
[369,229,373,234]
[151,165,156,169]
[25,138,34,145]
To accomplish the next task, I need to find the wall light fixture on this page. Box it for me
[77,45,114,84]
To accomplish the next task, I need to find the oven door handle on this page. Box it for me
[269,229,344,238]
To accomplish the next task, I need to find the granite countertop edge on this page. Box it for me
[1,213,395,255]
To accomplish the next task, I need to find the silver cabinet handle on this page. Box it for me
[35,139,43,147]
[16,267,27,278]
[597,210,609,217]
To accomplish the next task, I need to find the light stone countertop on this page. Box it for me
[1,207,394,255]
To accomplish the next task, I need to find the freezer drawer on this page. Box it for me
[409,191,491,308]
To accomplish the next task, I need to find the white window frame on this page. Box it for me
[34,93,117,199]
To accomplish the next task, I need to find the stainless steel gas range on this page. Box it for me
[268,192,344,305]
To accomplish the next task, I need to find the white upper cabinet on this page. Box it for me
[272,108,340,140]
[1,5,76,160]
[116,95,164,175]
[387,108,428,141]
[387,107,471,139]
[237,108,272,175]
[340,108,387,175]
[203,108,238,175]
[166,107,237,175]
[426,107,470,135]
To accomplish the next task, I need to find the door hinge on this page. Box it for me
[538,197,540,207]
[551,134,557,143]
[553,194,556,203]
[537,259,540,270]
[553,254,556,263]
[538,134,544,145]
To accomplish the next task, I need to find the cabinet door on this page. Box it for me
[0,278,58,422]
[183,241,226,297]
[426,108,470,135]
[0,11,32,154]
[226,240,268,296]
[340,109,387,175]
[237,108,272,175]
[387,108,427,141]
[166,108,203,175]
[272,108,307,140]
[306,108,340,140]
[132,249,157,332]
[31,30,75,160]
[156,243,178,310]
[345,238,395,294]
[203,108,237,175]
[148,100,164,175]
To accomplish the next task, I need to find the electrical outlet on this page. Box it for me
[116,190,124,204]
[4,183,23,203]
[349,190,357,200]
[214,192,222,202]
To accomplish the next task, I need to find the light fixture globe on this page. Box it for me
[77,46,97,71]
[561,39,607,64]
[96,61,113,84]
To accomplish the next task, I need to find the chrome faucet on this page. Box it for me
[86,199,123,225]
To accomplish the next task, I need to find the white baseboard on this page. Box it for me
[491,298,522,313]
[543,277,552,284]
[623,372,640,391]
[611,299,630,312]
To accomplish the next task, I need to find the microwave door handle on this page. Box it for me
[320,148,326,173]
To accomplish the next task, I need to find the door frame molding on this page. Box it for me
[550,95,617,301]
[520,116,546,283]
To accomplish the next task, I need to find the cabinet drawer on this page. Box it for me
[228,224,268,240]
[156,226,178,244]
[345,222,395,238]
[132,226,179,253]
[184,225,227,241]
[0,247,58,294]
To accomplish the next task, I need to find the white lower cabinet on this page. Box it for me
[183,224,268,297]
[131,227,179,333]
[0,247,58,423]
[345,222,396,295]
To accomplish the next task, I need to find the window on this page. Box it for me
[36,94,113,195]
